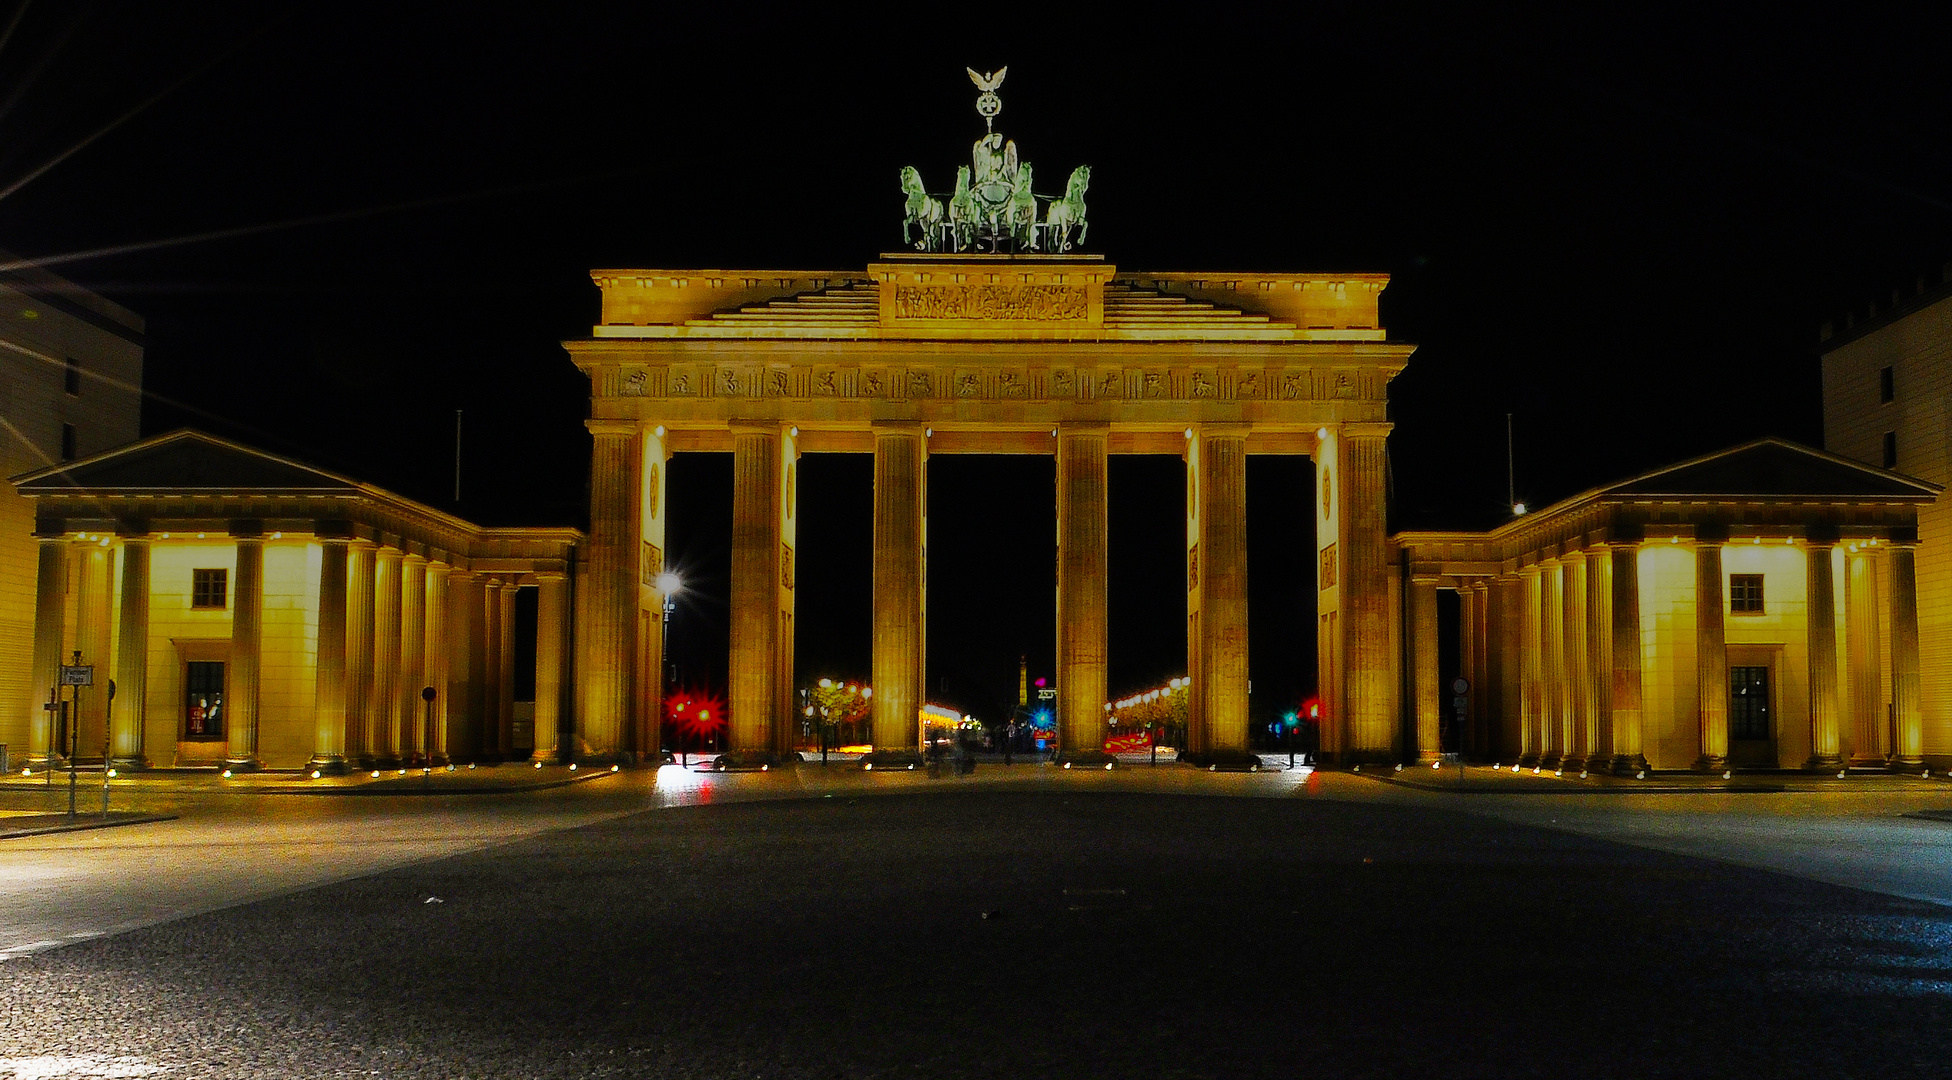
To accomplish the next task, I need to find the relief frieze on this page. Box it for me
[892,284,1088,321]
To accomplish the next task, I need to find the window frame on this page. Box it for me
[1879,365,1894,404]
[191,568,229,610]
[1883,431,1898,469]
[1729,573,1764,615]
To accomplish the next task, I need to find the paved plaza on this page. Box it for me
[4,766,1952,1077]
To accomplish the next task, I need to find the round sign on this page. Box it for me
[1450,678,1470,695]
[975,92,1001,118]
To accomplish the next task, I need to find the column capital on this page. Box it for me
[1190,422,1251,439]
[1336,421,1394,440]
[402,551,429,566]
[586,419,640,438]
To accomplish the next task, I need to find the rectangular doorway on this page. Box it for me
[184,661,226,742]
[1729,664,1773,766]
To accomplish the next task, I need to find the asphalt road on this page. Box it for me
[5,777,1952,1079]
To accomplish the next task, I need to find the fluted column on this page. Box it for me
[1540,561,1565,768]
[1804,539,1842,769]
[1339,425,1393,762]
[577,421,641,760]
[225,530,263,771]
[447,569,483,763]
[308,535,351,773]
[111,535,150,769]
[1890,542,1923,767]
[1457,584,1477,757]
[531,571,568,763]
[1057,423,1110,761]
[480,578,502,759]
[371,546,403,766]
[870,424,927,759]
[498,581,516,759]
[1846,548,1885,767]
[1410,573,1441,763]
[28,538,67,766]
[638,428,669,760]
[1563,557,1591,771]
[1610,543,1647,773]
[1584,547,1612,772]
[1471,582,1494,758]
[1695,536,1729,771]
[76,542,111,761]
[345,541,376,767]
[1519,566,1542,766]
[421,561,451,764]
[1187,424,1250,758]
[728,422,797,762]
[398,554,427,765]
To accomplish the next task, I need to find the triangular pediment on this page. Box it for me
[11,429,359,494]
[1605,438,1939,501]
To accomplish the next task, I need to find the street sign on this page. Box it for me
[1036,688,1056,700]
[1450,677,1470,695]
[59,665,94,686]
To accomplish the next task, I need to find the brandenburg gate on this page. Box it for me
[563,69,1414,767]
[566,256,1412,766]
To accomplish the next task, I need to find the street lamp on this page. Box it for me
[655,571,682,758]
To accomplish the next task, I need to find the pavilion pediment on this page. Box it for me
[11,429,357,494]
[1604,438,1939,501]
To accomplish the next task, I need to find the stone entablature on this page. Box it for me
[589,256,1387,342]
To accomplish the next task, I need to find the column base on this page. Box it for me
[861,749,923,771]
[1693,754,1729,773]
[1558,754,1588,774]
[1610,755,1649,776]
[1846,754,1891,772]
[1178,750,1266,772]
[572,750,635,768]
[1804,754,1844,772]
[220,756,260,773]
[307,755,350,776]
[1896,755,1927,769]
[109,755,151,771]
[1517,753,1541,768]
[710,750,799,772]
[1414,749,1442,765]
[1334,748,1400,767]
[1539,753,1563,770]
[1053,749,1118,770]
[528,746,563,766]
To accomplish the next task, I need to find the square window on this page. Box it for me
[1880,365,1895,403]
[1883,431,1898,469]
[1730,573,1764,614]
[192,568,228,609]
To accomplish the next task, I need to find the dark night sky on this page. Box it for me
[8,5,1952,724]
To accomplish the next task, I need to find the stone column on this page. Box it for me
[1410,572,1441,763]
[225,529,263,771]
[345,541,376,767]
[1339,424,1393,762]
[530,571,568,763]
[1471,581,1494,758]
[1457,584,1477,757]
[1561,556,1589,772]
[1540,561,1564,768]
[1518,567,1541,766]
[398,554,427,765]
[28,537,67,766]
[421,562,451,765]
[1890,541,1924,767]
[638,428,669,760]
[480,578,502,759]
[111,534,150,769]
[1187,424,1250,760]
[1695,535,1729,772]
[1584,547,1612,772]
[1056,423,1111,763]
[727,422,797,764]
[1610,543,1647,774]
[76,541,112,761]
[577,421,640,761]
[1804,539,1843,770]
[1845,548,1885,767]
[371,545,403,766]
[309,535,351,774]
[498,581,516,759]
[447,569,483,764]
[869,423,926,762]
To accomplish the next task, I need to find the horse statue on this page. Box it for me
[1007,163,1038,249]
[900,166,944,250]
[1044,165,1090,251]
[948,165,978,251]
